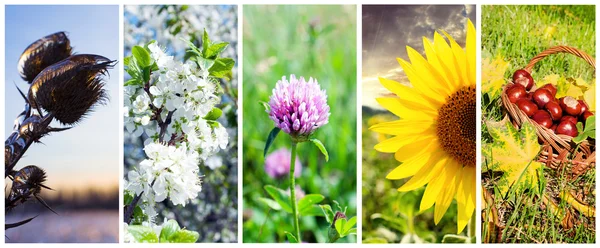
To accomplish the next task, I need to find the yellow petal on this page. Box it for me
[434,160,462,224]
[386,150,435,180]
[433,32,460,90]
[370,119,434,135]
[456,166,476,233]
[375,97,405,117]
[419,166,448,211]
[404,47,448,100]
[441,30,468,89]
[395,136,438,161]
[378,77,440,110]
[374,133,421,153]
[398,152,446,191]
[466,19,476,86]
[423,36,453,92]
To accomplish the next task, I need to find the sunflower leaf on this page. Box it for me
[482,116,543,195]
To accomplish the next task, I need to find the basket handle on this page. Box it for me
[524,45,596,72]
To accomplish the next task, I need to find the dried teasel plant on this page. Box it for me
[5,32,116,231]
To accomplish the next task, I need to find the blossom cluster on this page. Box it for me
[124,42,228,221]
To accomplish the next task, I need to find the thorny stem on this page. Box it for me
[289,141,301,242]
[5,112,55,176]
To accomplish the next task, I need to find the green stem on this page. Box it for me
[289,141,301,242]
[467,213,476,243]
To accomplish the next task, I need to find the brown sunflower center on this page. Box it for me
[436,85,476,167]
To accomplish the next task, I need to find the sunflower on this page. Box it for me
[370,19,476,233]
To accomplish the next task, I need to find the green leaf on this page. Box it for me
[264,185,292,213]
[205,42,229,59]
[334,218,346,237]
[196,56,215,72]
[482,117,543,195]
[574,116,595,143]
[171,24,182,36]
[180,5,188,11]
[142,66,152,83]
[298,194,324,213]
[204,108,222,121]
[343,216,357,234]
[285,231,298,243]
[300,205,325,216]
[263,127,281,157]
[127,225,158,243]
[123,56,131,66]
[168,229,199,243]
[258,197,284,211]
[201,29,211,56]
[124,78,142,86]
[159,219,180,243]
[132,45,152,68]
[309,138,329,162]
[209,58,235,80]
[131,205,146,225]
[441,234,470,243]
[124,191,134,205]
[320,204,335,224]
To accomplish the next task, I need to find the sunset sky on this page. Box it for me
[4,5,120,196]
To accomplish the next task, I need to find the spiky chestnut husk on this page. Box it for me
[28,54,115,125]
[18,32,72,83]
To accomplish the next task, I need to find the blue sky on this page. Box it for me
[5,5,120,194]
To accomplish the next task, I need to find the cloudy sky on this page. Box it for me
[362,5,476,109]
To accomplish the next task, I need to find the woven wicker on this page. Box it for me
[500,46,595,175]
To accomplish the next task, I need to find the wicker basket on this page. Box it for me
[500,46,595,175]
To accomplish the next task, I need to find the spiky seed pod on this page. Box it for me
[9,165,48,202]
[28,54,115,125]
[18,32,72,83]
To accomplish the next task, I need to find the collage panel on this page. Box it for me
[242,5,358,243]
[481,5,596,243]
[4,5,120,243]
[122,5,238,243]
[362,5,477,244]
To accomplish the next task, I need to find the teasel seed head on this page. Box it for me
[9,165,50,201]
[28,54,116,125]
[18,32,72,83]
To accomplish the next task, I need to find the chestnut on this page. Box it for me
[556,120,578,137]
[516,98,538,117]
[532,88,554,108]
[550,124,557,133]
[513,69,534,90]
[544,101,562,121]
[578,100,589,114]
[532,110,553,129]
[540,83,557,97]
[559,96,582,116]
[506,84,527,103]
[560,115,578,125]
[581,111,594,122]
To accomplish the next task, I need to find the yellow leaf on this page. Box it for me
[482,117,543,195]
[583,81,595,112]
[482,55,510,100]
[536,74,560,88]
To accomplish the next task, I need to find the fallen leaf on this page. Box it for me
[482,117,544,195]
[482,56,510,100]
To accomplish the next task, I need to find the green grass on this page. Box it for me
[242,5,357,243]
[482,5,595,243]
[482,5,595,81]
